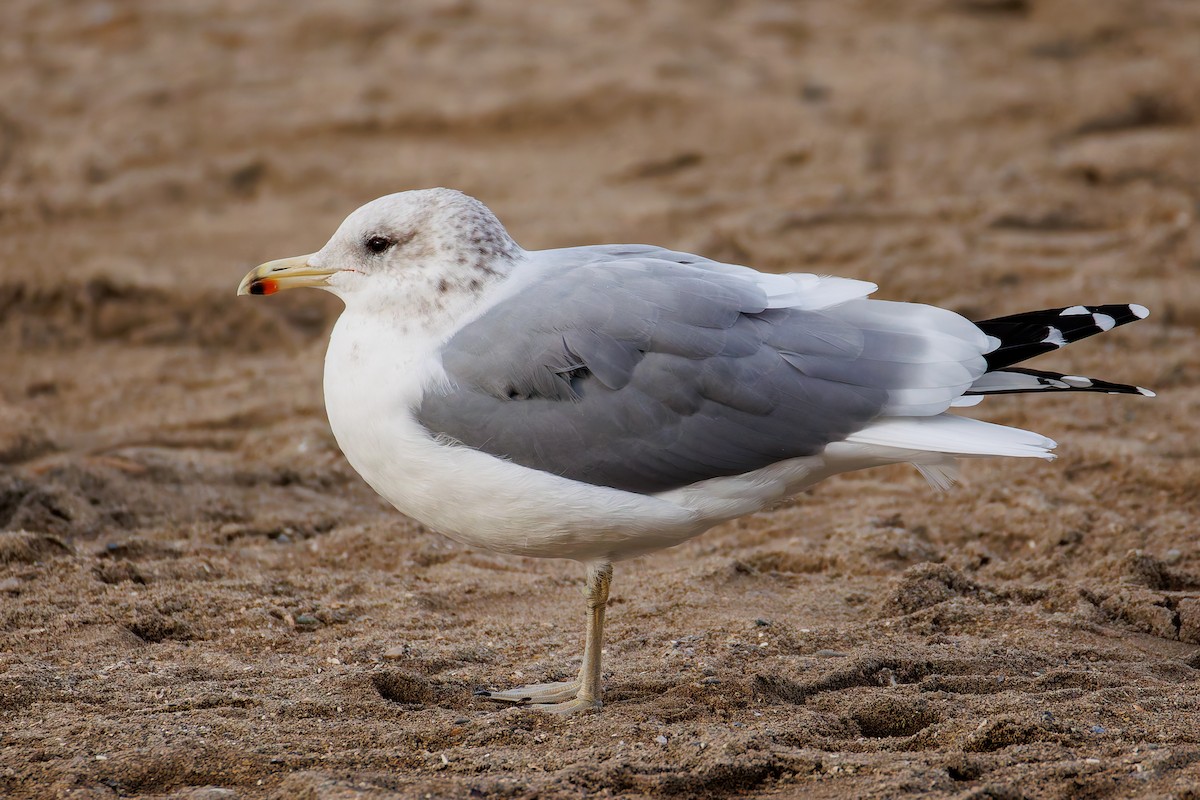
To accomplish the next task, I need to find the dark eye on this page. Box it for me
[365,235,393,254]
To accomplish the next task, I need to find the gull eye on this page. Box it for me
[365,235,394,254]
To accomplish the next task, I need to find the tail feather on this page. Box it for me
[843,415,1056,459]
[976,303,1148,372]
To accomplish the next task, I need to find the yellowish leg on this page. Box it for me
[476,562,613,713]
[573,561,612,708]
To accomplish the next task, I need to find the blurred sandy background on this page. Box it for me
[1,1,1198,797]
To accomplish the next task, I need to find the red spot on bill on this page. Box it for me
[250,278,279,296]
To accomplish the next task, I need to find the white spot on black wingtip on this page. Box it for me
[1061,305,1089,316]
[984,334,1002,353]
[1130,304,1150,319]
[1061,375,1093,388]
[1137,386,1156,397]
[1042,327,1067,347]
[1092,313,1115,331]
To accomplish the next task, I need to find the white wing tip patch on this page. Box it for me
[1092,313,1115,331]
[1042,327,1067,347]
[1061,305,1090,315]
[1130,304,1150,319]
[1136,386,1156,397]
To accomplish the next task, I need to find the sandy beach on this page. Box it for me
[1,1,1198,797]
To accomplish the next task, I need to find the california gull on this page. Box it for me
[237,188,1152,713]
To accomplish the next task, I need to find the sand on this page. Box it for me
[1,1,1198,797]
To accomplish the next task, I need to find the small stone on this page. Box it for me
[295,614,319,626]
[383,645,408,659]
[187,789,237,800]
[654,735,668,745]
[754,618,771,627]
[814,649,848,658]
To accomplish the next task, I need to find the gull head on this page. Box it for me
[237,188,521,315]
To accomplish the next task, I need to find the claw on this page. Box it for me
[525,697,601,715]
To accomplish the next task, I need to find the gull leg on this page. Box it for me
[476,562,613,713]
[573,561,611,707]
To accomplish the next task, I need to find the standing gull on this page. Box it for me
[238,188,1152,714]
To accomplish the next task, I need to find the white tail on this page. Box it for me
[842,415,1056,460]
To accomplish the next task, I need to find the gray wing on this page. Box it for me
[414,248,929,495]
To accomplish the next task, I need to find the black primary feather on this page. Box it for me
[975,303,1148,372]
[966,367,1153,397]
[966,303,1152,398]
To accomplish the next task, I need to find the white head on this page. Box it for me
[238,188,521,324]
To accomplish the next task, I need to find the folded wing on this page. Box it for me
[416,247,992,494]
